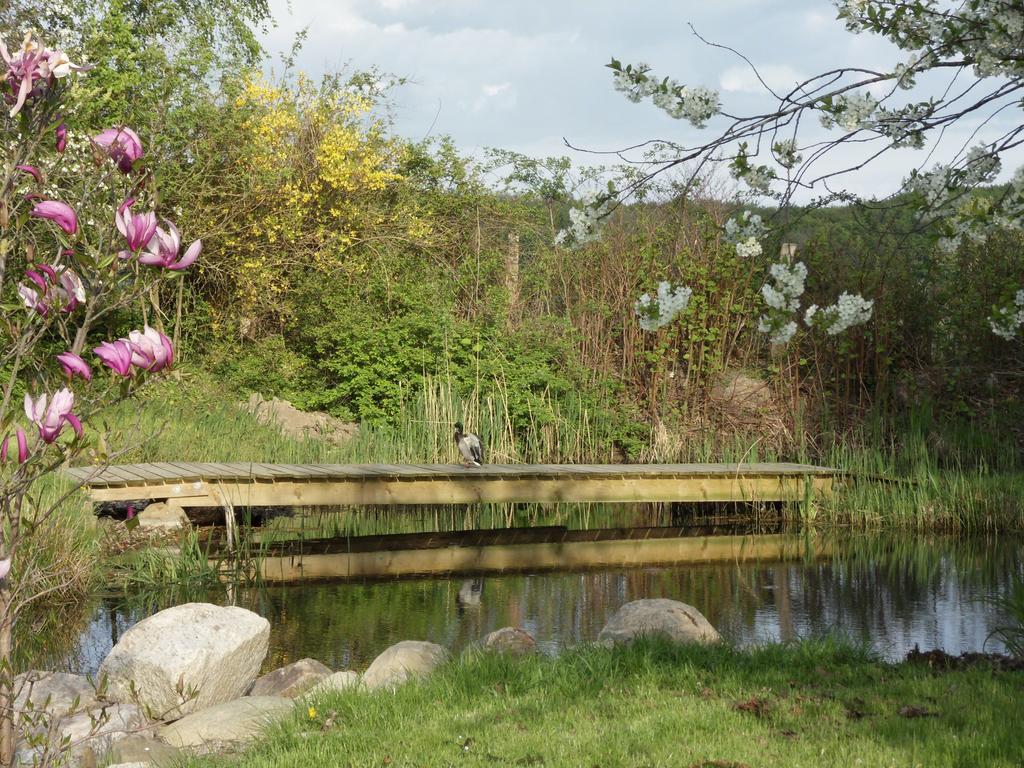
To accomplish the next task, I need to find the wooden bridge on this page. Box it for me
[67,462,838,510]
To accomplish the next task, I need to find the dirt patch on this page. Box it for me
[732,696,771,718]
[898,705,939,719]
[241,394,358,445]
[905,645,1024,672]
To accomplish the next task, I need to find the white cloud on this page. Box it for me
[481,82,511,97]
[719,64,804,94]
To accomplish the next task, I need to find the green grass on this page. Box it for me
[185,639,1024,768]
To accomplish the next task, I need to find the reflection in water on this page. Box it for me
[56,531,1024,675]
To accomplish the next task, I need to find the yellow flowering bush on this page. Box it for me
[186,72,429,330]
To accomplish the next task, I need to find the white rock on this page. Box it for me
[598,599,720,645]
[99,603,270,719]
[304,671,360,698]
[362,641,447,691]
[160,696,292,751]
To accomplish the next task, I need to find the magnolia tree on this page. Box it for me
[0,32,199,766]
[561,0,1024,343]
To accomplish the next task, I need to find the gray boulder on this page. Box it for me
[14,671,99,723]
[160,696,292,752]
[362,641,447,691]
[58,703,146,765]
[99,603,270,719]
[107,734,181,767]
[598,599,720,645]
[482,627,537,656]
[250,658,332,698]
[304,671,361,698]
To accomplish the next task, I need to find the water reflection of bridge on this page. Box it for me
[255,528,830,582]
[68,461,837,509]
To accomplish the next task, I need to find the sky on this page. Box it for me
[259,0,1022,199]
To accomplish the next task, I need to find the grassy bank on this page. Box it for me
[185,639,1024,768]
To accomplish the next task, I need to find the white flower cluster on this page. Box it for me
[739,165,774,193]
[758,261,807,345]
[804,292,874,335]
[758,317,798,345]
[762,261,807,311]
[772,139,802,169]
[872,102,931,149]
[989,289,1024,341]
[837,0,1024,81]
[836,0,870,31]
[611,61,654,103]
[820,92,879,131]
[635,281,693,332]
[554,190,612,248]
[610,61,720,128]
[893,51,933,90]
[723,210,766,243]
[735,238,762,259]
[905,145,1008,252]
[655,85,720,128]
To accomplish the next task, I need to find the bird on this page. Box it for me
[453,422,483,467]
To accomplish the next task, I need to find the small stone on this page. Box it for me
[160,696,293,752]
[137,502,189,530]
[362,641,447,691]
[250,658,332,698]
[482,627,537,656]
[598,599,720,646]
[304,671,361,698]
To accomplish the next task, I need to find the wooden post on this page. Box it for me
[505,231,520,329]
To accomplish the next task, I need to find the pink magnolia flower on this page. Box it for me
[55,267,85,312]
[55,121,66,153]
[16,428,28,463]
[17,265,84,315]
[1,33,85,117]
[17,282,47,315]
[24,387,77,443]
[94,339,134,377]
[139,221,200,271]
[115,199,157,255]
[92,127,143,174]
[30,200,77,235]
[16,164,41,183]
[57,351,92,381]
[128,326,174,372]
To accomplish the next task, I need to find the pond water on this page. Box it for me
[56,512,1024,675]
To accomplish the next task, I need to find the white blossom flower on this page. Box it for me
[723,210,766,244]
[555,190,613,248]
[635,281,693,331]
[772,139,802,169]
[989,289,1024,340]
[735,237,762,259]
